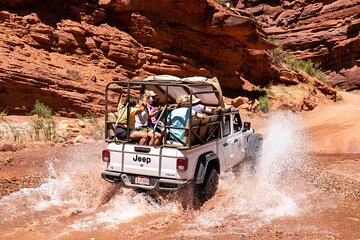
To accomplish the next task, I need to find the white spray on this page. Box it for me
[0,144,178,238]
[185,112,312,237]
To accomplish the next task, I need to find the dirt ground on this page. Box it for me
[0,91,359,239]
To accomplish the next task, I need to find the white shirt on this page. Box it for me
[135,111,149,130]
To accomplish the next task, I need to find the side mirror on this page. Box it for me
[243,122,251,132]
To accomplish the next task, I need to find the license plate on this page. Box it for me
[134,176,150,186]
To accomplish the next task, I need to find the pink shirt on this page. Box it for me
[146,103,157,125]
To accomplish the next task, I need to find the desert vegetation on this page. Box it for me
[0,101,102,143]
[272,47,326,81]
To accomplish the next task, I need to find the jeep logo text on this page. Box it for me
[133,154,151,164]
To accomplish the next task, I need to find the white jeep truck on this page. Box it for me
[101,75,262,208]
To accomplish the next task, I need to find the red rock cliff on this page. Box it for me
[0,0,335,115]
[238,0,360,91]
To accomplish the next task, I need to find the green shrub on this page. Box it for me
[259,96,270,113]
[84,110,97,123]
[272,47,325,81]
[0,110,7,117]
[32,100,56,141]
[272,47,286,66]
[8,123,21,141]
[31,119,44,141]
[268,35,277,43]
[76,113,83,120]
[43,119,56,141]
[285,54,325,81]
[34,100,53,118]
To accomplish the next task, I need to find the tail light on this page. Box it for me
[177,157,188,172]
[102,149,110,162]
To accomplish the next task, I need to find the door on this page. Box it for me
[218,114,237,167]
[232,113,246,163]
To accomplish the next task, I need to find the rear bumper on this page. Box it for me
[101,170,188,191]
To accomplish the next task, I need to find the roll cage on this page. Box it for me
[104,79,223,149]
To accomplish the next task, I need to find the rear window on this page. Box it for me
[233,113,242,133]
[222,115,231,136]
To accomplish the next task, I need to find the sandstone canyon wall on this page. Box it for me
[239,0,360,90]
[0,0,335,116]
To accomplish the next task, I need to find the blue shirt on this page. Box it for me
[167,108,190,140]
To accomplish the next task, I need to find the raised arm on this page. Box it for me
[201,105,221,114]
[192,109,205,119]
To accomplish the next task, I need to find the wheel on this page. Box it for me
[179,169,219,210]
[199,169,219,203]
[245,138,263,173]
[179,182,201,210]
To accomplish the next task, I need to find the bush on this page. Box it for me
[31,118,44,141]
[285,54,325,81]
[272,48,286,66]
[268,35,277,43]
[259,96,270,113]
[0,110,7,117]
[272,47,325,81]
[34,100,52,118]
[32,100,56,141]
[43,119,56,141]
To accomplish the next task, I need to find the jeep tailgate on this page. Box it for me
[107,143,179,178]
[123,145,160,176]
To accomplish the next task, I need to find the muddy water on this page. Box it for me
[1,112,359,239]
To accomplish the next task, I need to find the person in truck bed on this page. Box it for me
[116,96,148,145]
[167,95,207,142]
[144,90,164,133]
[190,95,222,118]
[177,95,221,119]
[136,94,162,146]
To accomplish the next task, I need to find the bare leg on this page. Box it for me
[148,131,162,146]
[148,131,154,145]
[139,137,148,145]
[154,132,162,146]
[130,131,148,145]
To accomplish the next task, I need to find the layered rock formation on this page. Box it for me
[0,0,336,116]
[239,0,360,90]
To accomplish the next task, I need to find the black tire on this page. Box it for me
[179,169,219,210]
[199,169,219,203]
[179,182,202,210]
[245,138,263,172]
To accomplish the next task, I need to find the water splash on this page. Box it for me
[0,143,178,239]
[184,112,312,237]
[0,112,315,239]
